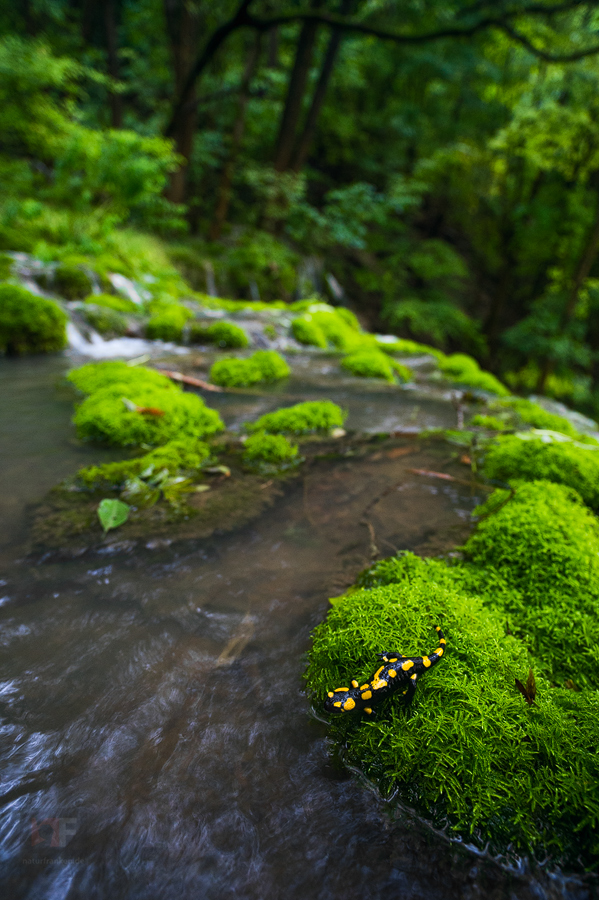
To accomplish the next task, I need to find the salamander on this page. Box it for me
[324,625,447,715]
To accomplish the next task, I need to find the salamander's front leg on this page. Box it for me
[376,650,404,662]
[405,673,418,703]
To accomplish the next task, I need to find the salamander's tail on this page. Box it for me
[425,625,447,667]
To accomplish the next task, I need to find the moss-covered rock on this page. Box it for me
[0,283,67,354]
[83,304,128,338]
[54,263,93,299]
[483,434,599,508]
[210,350,290,387]
[305,577,599,864]
[341,349,410,382]
[246,400,346,435]
[146,304,193,342]
[84,292,138,314]
[291,307,363,352]
[77,439,211,490]
[291,316,327,348]
[243,432,298,466]
[491,397,591,439]
[438,353,509,396]
[189,320,249,348]
[67,361,174,396]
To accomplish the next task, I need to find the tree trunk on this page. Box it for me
[104,0,123,128]
[273,13,321,172]
[210,35,262,240]
[267,25,279,67]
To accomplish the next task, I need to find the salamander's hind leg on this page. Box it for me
[405,673,418,704]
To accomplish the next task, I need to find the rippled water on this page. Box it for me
[0,357,594,900]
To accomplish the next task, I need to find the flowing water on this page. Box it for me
[0,356,594,900]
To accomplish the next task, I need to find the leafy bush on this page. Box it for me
[84,293,138,314]
[341,349,410,382]
[246,400,346,435]
[189,320,249,348]
[305,578,599,863]
[54,263,93,299]
[78,439,211,489]
[384,299,485,355]
[243,432,298,465]
[83,305,128,337]
[67,361,174,396]
[146,304,193,342]
[483,434,599,508]
[210,350,290,387]
[0,283,67,354]
[438,353,509,395]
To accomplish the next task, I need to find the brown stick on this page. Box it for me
[156,369,223,392]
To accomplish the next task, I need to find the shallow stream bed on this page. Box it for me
[0,356,594,900]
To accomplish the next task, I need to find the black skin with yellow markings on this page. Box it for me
[324,626,447,715]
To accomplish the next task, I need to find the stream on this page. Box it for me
[0,355,594,900]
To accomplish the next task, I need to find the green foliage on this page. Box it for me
[189,320,249,348]
[78,439,211,490]
[438,354,509,396]
[146,304,193,343]
[243,432,298,465]
[83,305,128,338]
[483,435,599,510]
[84,293,138,314]
[305,578,599,863]
[469,414,509,431]
[67,361,174,396]
[209,350,290,388]
[291,306,364,352]
[375,336,443,358]
[384,300,485,355]
[97,498,130,533]
[246,401,346,435]
[341,349,411,383]
[54,264,92,299]
[0,283,67,354]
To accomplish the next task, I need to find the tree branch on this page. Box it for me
[499,21,599,61]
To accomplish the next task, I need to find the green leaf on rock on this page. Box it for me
[98,498,130,532]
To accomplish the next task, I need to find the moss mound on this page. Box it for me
[146,304,193,342]
[189,320,249,348]
[246,400,346,435]
[438,353,509,396]
[306,579,599,864]
[491,397,590,439]
[291,316,327,348]
[0,283,67,354]
[84,292,138,314]
[243,432,298,466]
[483,434,599,509]
[78,439,211,490]
[54,263,93,299]
[291,307,363,352]
[210,350,290,388]
[341,349,410,382]
[67,361,174,396]
[83,305,128,337]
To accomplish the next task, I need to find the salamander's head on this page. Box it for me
[324,685,360,714]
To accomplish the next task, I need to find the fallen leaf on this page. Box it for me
[98,498,130,533]
[136,406,164,416]
[515,669,537,705]
[204,465,231,477]
[387,446,415,459]
[460,454,471,465]
[409,468,457,482]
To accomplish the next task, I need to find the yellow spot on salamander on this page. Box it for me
[422,657,431,668]
[435,648,444,656]
[382,657,388,662]
[389,658,398,662]
[351,680,359,688]
[411,673,417,680]
[435,626,441,631]
[360,684,370,691]
[343,698,356,711]
[334,701,342,708]
[373,666,385,681]
[327,692,334,698]
[364,707,373,714]
[440,638,446,645]
[334,687,349,692]
[372,679,387,690]
[361,690,372,700]
[388,669,397,678]
[402,660,414,671]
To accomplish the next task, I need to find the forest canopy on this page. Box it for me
[4,1,599,414]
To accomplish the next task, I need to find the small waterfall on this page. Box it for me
[107,273,150,305]
[66,322,185,359]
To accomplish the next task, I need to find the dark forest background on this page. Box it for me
[4,1,599,413]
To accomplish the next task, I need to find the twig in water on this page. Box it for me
[156,369,223,392]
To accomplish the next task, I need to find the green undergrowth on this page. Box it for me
[341,349,411,382]
[0,283,67,354]
[189,320,249,348]
[483,434,599,508]
[245,400,346,435]
[438,353,509,396]
[67,361,223,446]
[210,350,290,387]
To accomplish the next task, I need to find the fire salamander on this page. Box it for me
[324,626,447,715]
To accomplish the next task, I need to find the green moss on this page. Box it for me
[243,432,298,465]
[84,292,138,314]
[189,320,249,348]
[305,578,599,864]
[438,353,509,396]
[291,316,327,348]
[491,397,586,439]
[246,400,346,435]
[470,413,509,431]
[146,304,193,342]
[54,263,93,300]
[210,350,290,387]
[83,305,128,337]
[341,349,409,382]
[0,283,67,354]
[483,434,599,509]
[67,361,174,396]
[78,439,211,489]
[0,254,13,280]
[375,336,443,358]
